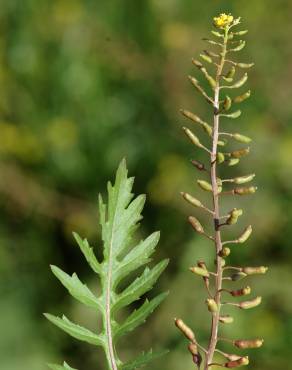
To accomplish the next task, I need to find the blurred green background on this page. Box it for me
[0,0,291,369]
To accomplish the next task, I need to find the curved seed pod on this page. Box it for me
[233,133,252,143]
[239,296,262,309]
[219,315,234,324]
[229,40,246,52]
[181,109,213,136]
[226,66,236,79]
[234,339,264,349]
[197,180,213,192]
[236,62,254,69]
[226,208,243,225]
[218,138,228,146]
[204,49,220,58]
[234,186,257,195]
[188,216,204,234]
[211,30,224,38]
[228,158,240,166]
[234,174,255,184]
[225,356,249,368]
[175,318,195,341]
[223,95,232,111]
[217,152,225,164]
[192,59,216,88]
[183,127,206,149]
[188,76,214,104]
[200,53,213,63]
[219,247,231,257]
[222,73,248,89]
[231,147,250,158]
[242,266,268,275]
[181,192,203,208]
[206,298,218,313]
[233,90,251,103]
[202,38,223,47]
[231,272,247,281]
[230,286,251,297]
[221,110,242,119]
[238,225,252,243]
[190,266,210,277]
[233,30,248,36]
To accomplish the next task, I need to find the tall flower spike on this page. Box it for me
[176,13,267,370]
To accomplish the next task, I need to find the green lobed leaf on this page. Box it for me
[44,313,104,346]
[113,259,169,311]
[48,362,78,370]
[50,265,102,311]
[121,349,169,370]
[114,292,168,339]
[73,232,101,274]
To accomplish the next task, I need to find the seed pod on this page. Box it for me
[233,90,251,103]
[183,127,203,148]
[217,152,225,164]
[226,66,236,79]
[231,272,247,281]
[192,59,216,88]
[190,159,205,171]
[197,180,212,192]
[222,110,242,119]
[219,247,231,257]
[234,186,257,195]
[242,266,268,275]
[190,266,210,277]
[215,258,226,267]
[211,30,224,38]
[234,339,264,349]
[181,192,203,208]
[225,356,249,368]
[238,225,252,243]
[223,95,232,111]
[174,318,195,341]
[181,110,213,136]
[231,147,250,158]
[239,296,262,309]
[228,158,240,166]
[188,216,204,234]
[218,139,227,146]
[237,63,254,69]
[230,40,246,52]
[206,298,218,313]
[233,133,252,143]
[188,343,202,367]
[219,315,234,324]
[226,208,243,225]
[233,30,248,36]
[200,53,212,63]
[230,286,251,297]
[228,73,248,89]
[234,174,255,184]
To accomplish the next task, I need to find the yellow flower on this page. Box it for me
[213,13,234,28]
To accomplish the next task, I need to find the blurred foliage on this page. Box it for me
[0,0,291,369]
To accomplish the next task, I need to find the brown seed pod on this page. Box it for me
[225,356,249,368]
[174,318,195,341]
[188,216,204,234]
[230,286,251,297]
[234,339,264,349]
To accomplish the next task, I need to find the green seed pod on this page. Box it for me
[219,247,231,257]
[234,339,264,349]
[219,315,234,324]
[188,216,204,234]
[226,66,236,79]
[229,73,248,89]
[211,30,224,38]
[237,62,254,69]
[233,90,251,103]
[234,174,255,184]
[225,356,249,368]
[181,192,203,208]
[230,286,251,297]
[183,127,203,148]
[223,95,232,111]
[230,40,246,52]
[231,147,250,158]
[222,110,242,119]
[197,180,212,192]
[242,266,268,275]
[239,296,262,309]
[174,318,195,341]
[206,298,218,313]
[226,208,243,225]
[228,158,240,166]
[190,266,210,277]
[233,133,252,143]
[233,30,248,36]
[192,59,216,88]
[234,186,257,195]
[181,110,213,136]
[217,152,225,164]
[218,139,228,146]
[238,225,252,243]
[231,272,247,281]
[200,53,212,63]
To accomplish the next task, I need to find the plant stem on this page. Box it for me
[204,28,229,370]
